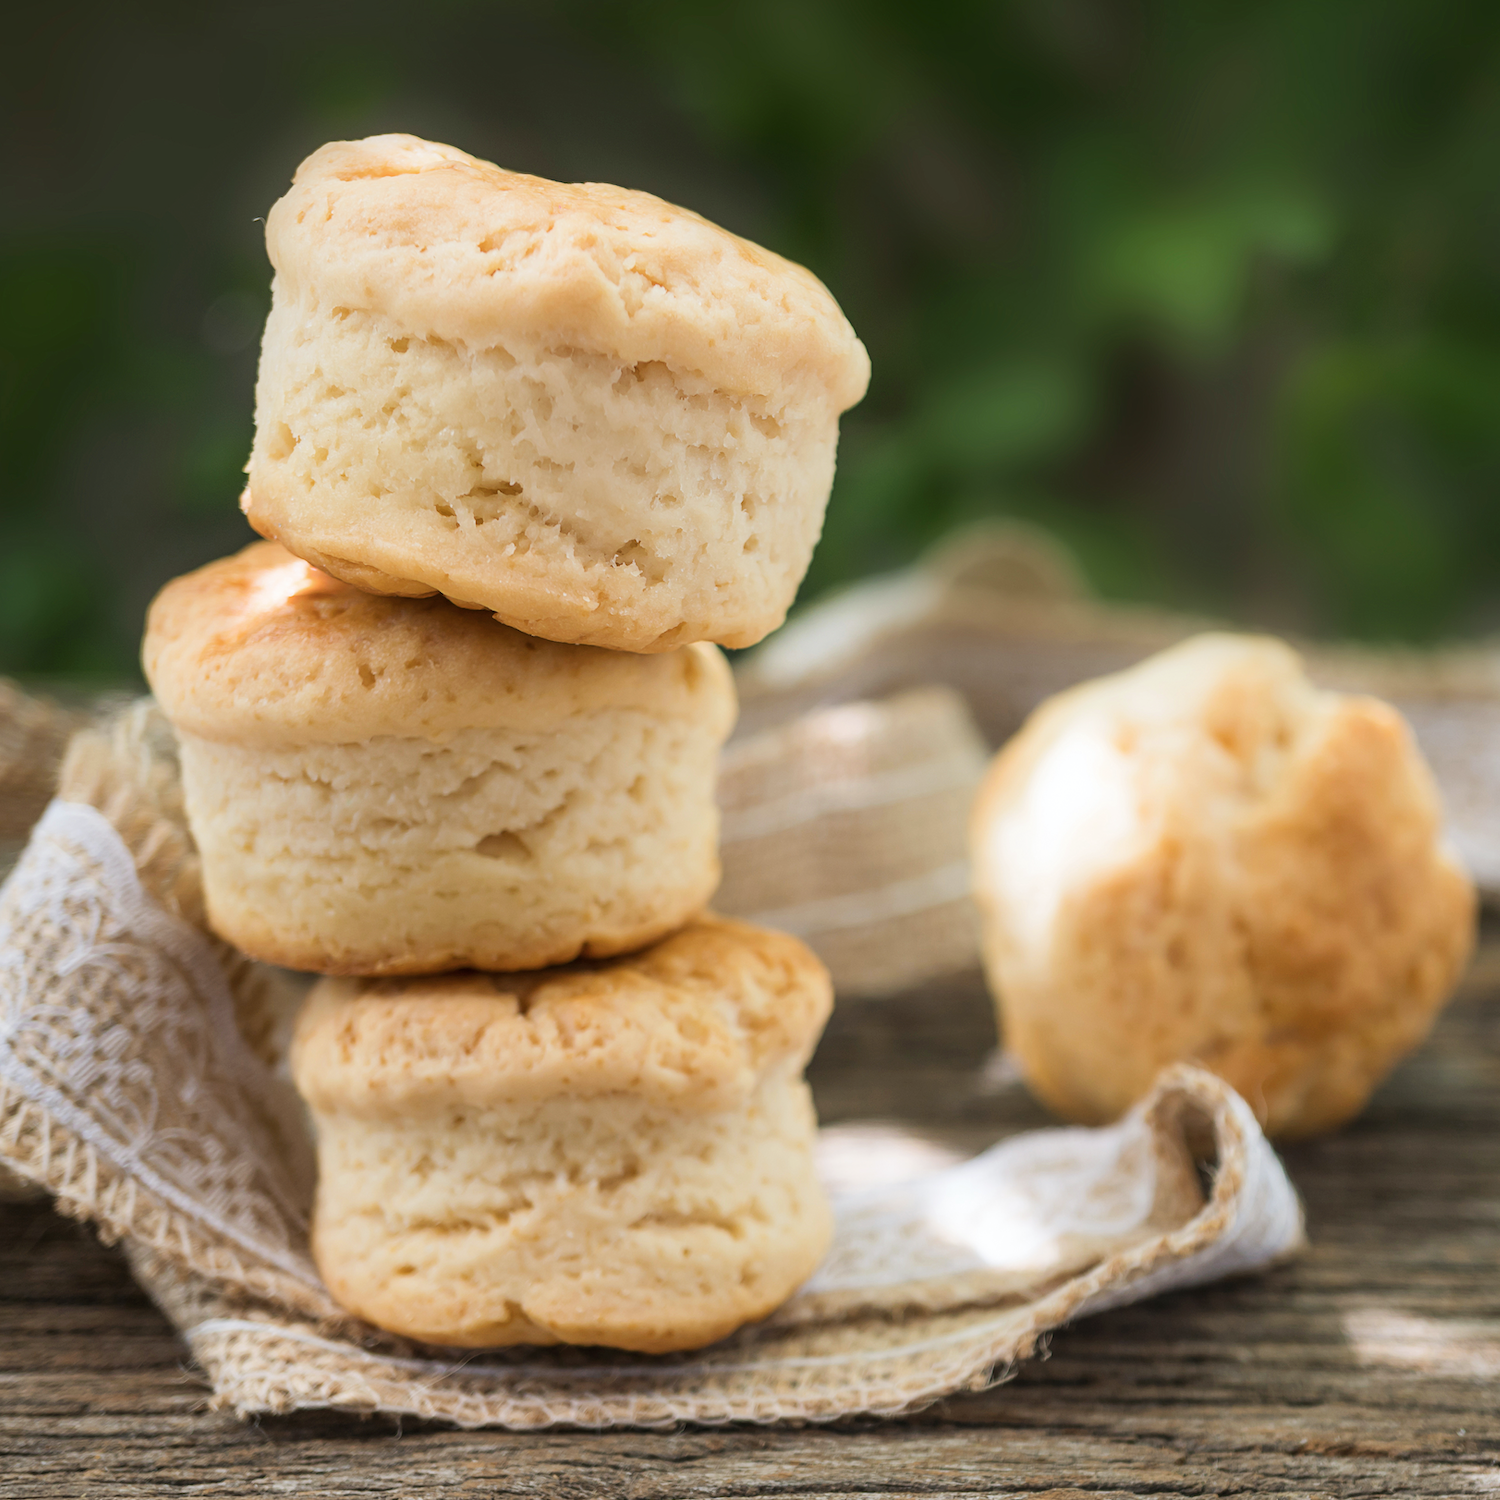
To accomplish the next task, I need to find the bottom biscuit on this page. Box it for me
[291,916,834,1351]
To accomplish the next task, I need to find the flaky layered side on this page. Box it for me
[308,1067,826,1351]
[177,713,722,974]
[143,544,735,973]
[971,633,1476,1139]
[292,918,834,1351]
[247,298,838,650]
[244,135,870,652]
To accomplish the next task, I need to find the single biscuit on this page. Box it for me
[143,543,736,975]
[970,633,1475,1138]
[291,915,834,1352]
[244,133,871,653]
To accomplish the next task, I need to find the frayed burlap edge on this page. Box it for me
[123,1065,1300,1430]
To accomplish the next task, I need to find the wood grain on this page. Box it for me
[5,946,1500,1497]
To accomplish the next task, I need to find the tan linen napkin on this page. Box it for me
[0,701,1303,1428]
[738,521,1500,899]
[715,686,988,996]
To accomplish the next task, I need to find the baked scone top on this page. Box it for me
[291,916,833,1116]
[266,134,871,412]
[975,633,1366,832]
[143,542,735,746]
[971,632,1447,891]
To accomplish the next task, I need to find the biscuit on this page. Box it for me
[244,134,871,652]
[143,543,735,974]
[970,633,1475,1138]
[291,915,834,1351]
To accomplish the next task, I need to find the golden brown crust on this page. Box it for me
[970,633,1476,1139]
[142,542,735,747]
[291,915,833,1115]
[266,134,869,412]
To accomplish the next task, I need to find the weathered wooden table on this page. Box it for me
[5,937,1500,1498]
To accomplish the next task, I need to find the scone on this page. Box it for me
[142,542,735,975]
[291,915,834,1352]
[245,133,871,653]
[971,633,1475,1138]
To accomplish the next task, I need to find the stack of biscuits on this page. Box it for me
[142,135,870,1352]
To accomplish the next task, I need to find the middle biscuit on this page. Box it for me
[142,541,736,975]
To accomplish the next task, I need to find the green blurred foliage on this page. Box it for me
[3,0,1499,683]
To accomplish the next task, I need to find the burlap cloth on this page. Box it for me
[737,521,1500,903]
[713,525,1500,993]
[0,698,1305,1426]
[715,686,987,997]
[0,678,99,850]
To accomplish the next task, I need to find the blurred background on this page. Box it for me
[4,0,1499,687]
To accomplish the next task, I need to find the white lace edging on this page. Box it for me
[0,801,320,1289]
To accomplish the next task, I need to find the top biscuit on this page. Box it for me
[267,135,870,411]
[246,136,871,653]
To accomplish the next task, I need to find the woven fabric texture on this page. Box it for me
[716,686,988,996]
[738,523,1500,900]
